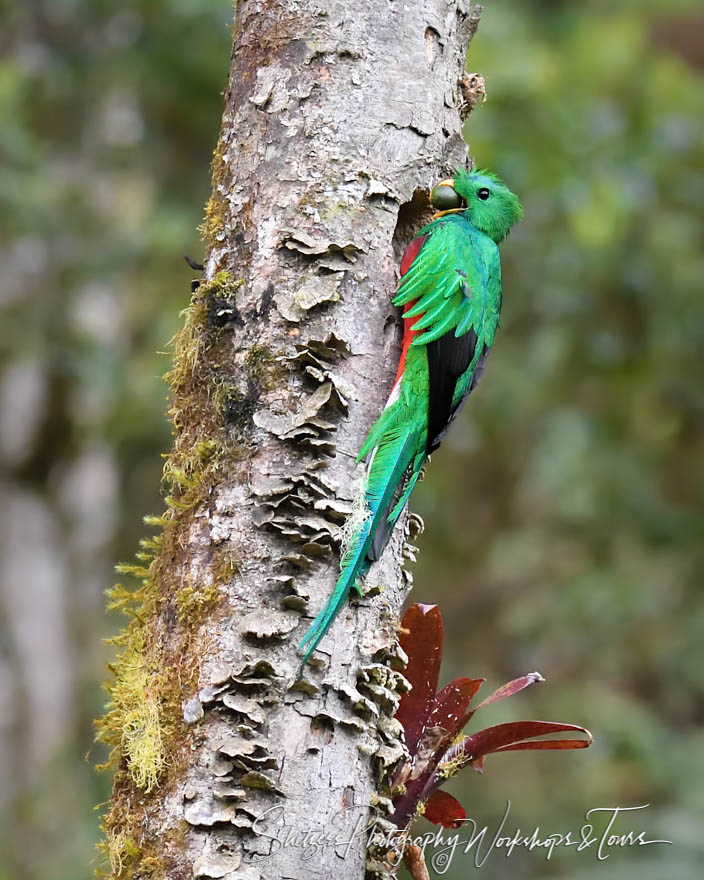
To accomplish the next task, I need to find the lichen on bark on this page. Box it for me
[97,1,483,877]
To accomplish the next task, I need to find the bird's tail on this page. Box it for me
[298,430,418,665]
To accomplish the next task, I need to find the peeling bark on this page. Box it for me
[99,1,482,878]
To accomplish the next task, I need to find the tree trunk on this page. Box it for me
[98,1,481,878]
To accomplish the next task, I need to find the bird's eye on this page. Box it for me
[477,188,491,200]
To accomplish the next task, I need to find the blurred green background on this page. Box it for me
[0,1,702,878]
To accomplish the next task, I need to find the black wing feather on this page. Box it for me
[425,328,478,453]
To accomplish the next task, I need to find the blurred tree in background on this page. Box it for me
[412,2,704,878]
[0,1,702,879]
[0,3,232,878]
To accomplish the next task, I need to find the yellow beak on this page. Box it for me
[432,208,465,219]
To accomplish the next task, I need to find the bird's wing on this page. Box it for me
[393,215,501,451]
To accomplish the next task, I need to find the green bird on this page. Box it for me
[298,169,523,665]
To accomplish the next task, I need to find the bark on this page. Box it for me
[98,1,482,878]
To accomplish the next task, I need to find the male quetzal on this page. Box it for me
[298,169,523,664]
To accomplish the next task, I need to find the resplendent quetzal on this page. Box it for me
[298,169,523,665]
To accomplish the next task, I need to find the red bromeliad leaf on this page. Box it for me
[395,604,444,756]
[470,756,485,774]
[474,671,544,711]
[390,603,593,832]
[453,721,593,766]
[390,677,484,828]
[423,790,467,829]
[466,738,591,774]
[489,738,593,752]
[428,677,485,743]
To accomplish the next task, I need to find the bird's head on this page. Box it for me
[430,169,523,243]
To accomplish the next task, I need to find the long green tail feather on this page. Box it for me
[298,431,417,665]
[386,462,423,524]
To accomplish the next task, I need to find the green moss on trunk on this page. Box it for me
[95,270,259,877]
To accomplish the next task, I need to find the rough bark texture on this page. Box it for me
[98,1,481,878]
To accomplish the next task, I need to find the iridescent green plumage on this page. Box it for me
[298,169,522,665]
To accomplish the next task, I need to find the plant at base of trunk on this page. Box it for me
[389,603,592,832]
